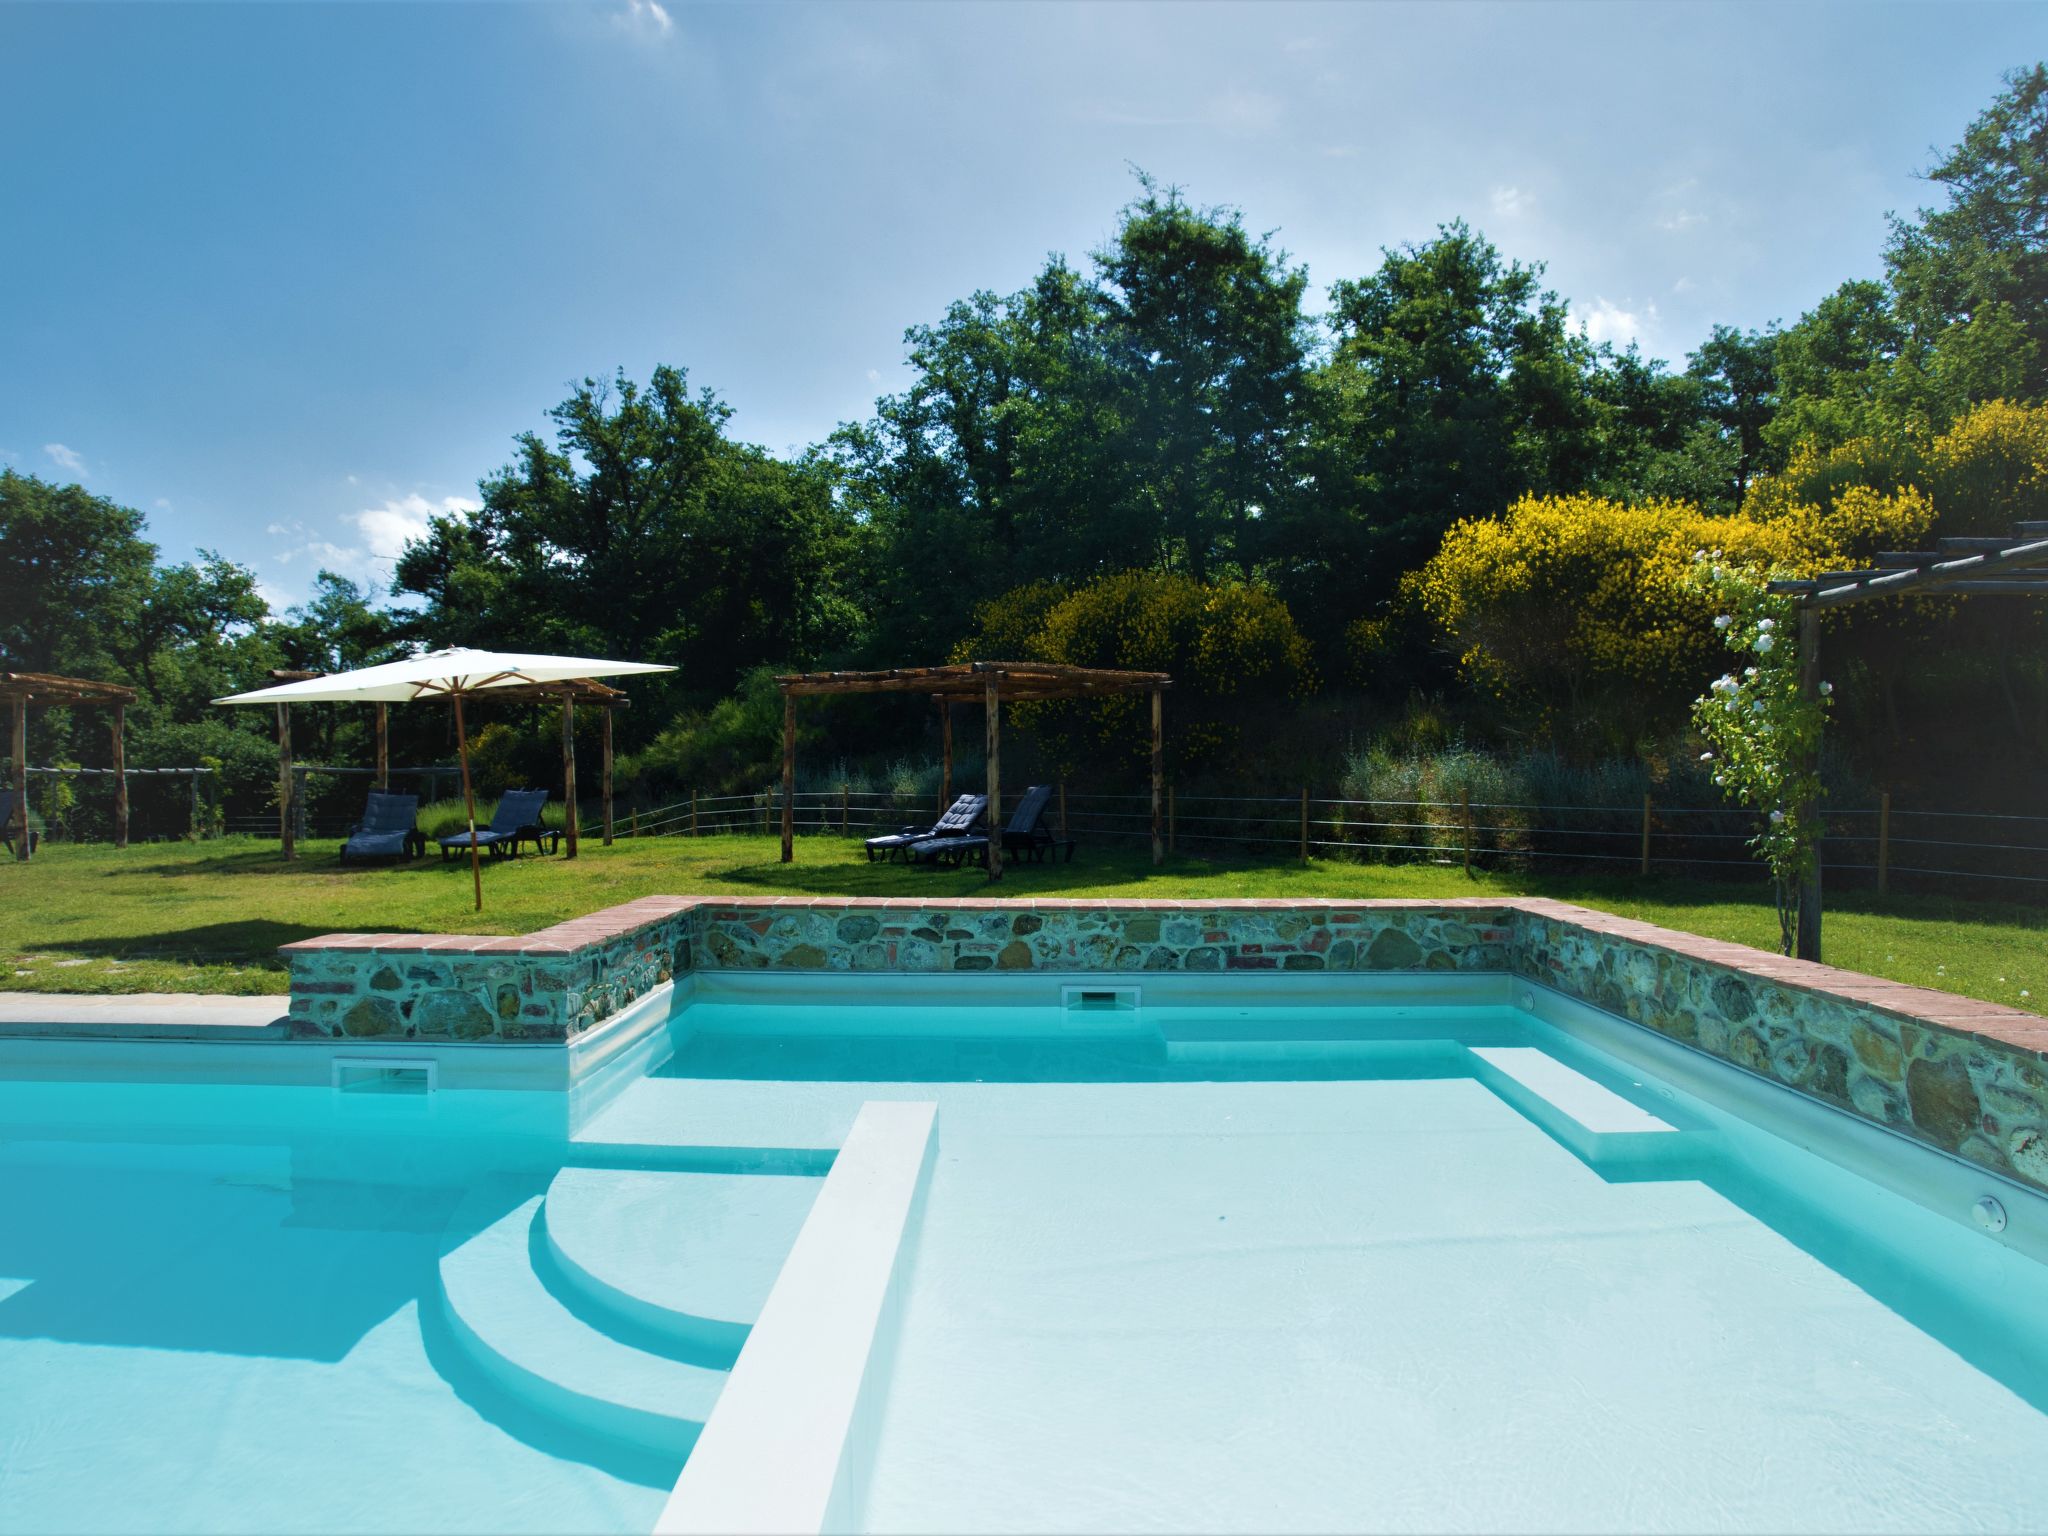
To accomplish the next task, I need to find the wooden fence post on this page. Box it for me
[189,769,202,839]
[111,702,128,850]
[1299,786,1309,864]
[1462,788,1472,876]
[691,790,699,838]
[1877,790,1891,895]
[841,782,849,836]
[630,809,640,838]
[1640,792,1652,876]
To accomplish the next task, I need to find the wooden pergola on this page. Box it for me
[775,662,1174,879]
[265,670,629,860]
[3,671,140,861]
[1766,519,2048,960]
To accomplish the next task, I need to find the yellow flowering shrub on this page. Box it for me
[1400,494,1805,733]
[1926,399,2048,536]
[958,570,1314,773]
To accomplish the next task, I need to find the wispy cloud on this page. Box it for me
[612,0,673,41]
[1490,185,1530,218]
[263,492,478,601]
[347,492,477,568]
[1576,297,1655,348]
[43,442,84,475]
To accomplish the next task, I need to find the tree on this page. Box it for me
[0,470,155,677]
[1886,64,2048,403]
[1316,223,1604,602]
[1688,324,1780,504]
[1094,178,1312,583]
[395,366,864,739]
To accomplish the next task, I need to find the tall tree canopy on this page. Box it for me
[395,366,863,736]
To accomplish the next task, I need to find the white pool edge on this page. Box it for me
[654,1098,939,1536]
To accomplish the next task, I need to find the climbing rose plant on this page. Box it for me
[1687,555,1833,956]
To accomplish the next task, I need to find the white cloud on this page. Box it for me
[1657,208,1706,232]
[43,442,84,475]
[153,497,171,511]
[262,493,477,603]
[613,0,672,39]
[1576,297,1654,348]
[1490,185,1529,218]
[1672,276,1697,295]
[866,368,880,384]
[348,493,478,567]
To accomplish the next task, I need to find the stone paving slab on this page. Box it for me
[0,992,289,1037]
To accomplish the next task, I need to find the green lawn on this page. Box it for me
[1,833,2041,1017]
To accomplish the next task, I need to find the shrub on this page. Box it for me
[959,570,1315,775]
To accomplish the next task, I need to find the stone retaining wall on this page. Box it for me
[278,894,2048,1196]
[1510,899,2048,1191]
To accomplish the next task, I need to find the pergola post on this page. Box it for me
[780,692,795,863]
[1796,605,1822,963]
[111,703,128,849]
[940,701,952,812]
[601,707,615,847]
[561,697,579,859]
[985,671,1002,881]
[1150,686,1164,866]
[373,703,389,790]
[276,702,295,860]
[10,694,27,862]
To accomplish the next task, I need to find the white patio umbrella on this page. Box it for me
[217,648,674,910]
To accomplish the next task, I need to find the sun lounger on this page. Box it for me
[439,788,552,860]
[340,790,423,863]
[864,793,987,862]
[911,784,1067,867]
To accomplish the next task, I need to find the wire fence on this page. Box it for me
[585,784,2048,899]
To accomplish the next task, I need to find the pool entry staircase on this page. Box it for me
[434,1165,823,1462]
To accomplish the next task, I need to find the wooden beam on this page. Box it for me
[985,671,1002,881]
[601,707,615,847]
[111,703,127,849]
[374,702,389,789]
[277,702,295,861]
[1151,687,1164,866]
[1796,606,1821,962]
[780,692,795,863]
[10,694,26,862]
[561,697,578,859]
[455,693,482,911]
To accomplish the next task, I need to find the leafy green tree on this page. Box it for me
[1315,223,1603,601]
[395,366,864,737]
[0,470,155,677]
[1688,324,1780,504]
[1094,177,1311,581]
[1886,63,2048,403]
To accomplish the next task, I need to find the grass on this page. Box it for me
[1,833,2042,1017]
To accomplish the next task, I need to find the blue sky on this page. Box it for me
[3,1,2039,610]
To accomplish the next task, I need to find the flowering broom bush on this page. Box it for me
[1687,556,1832,955]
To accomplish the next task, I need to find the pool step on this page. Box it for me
[438,1195,729,1460]
[539,1166,820,1365]
[1467,1045,1709,1177]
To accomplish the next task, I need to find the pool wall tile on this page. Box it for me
[276,894,2048,1195]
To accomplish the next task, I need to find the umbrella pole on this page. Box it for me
[455,691,482,912]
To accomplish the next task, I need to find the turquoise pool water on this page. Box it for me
[7,990,2048,1533]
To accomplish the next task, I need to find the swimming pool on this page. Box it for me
[6,959,2048,1533]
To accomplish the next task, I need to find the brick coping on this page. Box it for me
[278,894,2048,1059]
